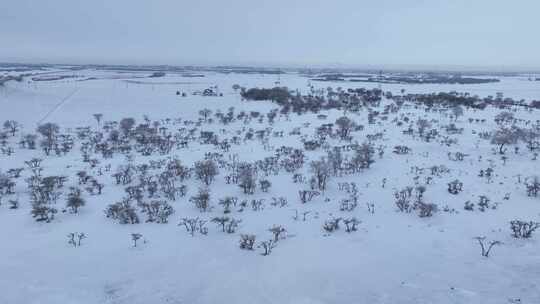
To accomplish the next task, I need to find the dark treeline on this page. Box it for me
[241,86,540,114]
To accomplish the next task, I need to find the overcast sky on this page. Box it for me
[1,0,539,69]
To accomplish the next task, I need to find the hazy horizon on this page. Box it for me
[2,0,540,70]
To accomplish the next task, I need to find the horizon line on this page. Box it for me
[2,60,540,74]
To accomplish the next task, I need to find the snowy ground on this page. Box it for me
[0,68,539,304]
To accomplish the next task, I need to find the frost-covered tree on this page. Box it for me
[238,163,257,194]
[335,116,355,140]
[447,179,463,194]
[350,142,375,171]
[93,113,103,128]
[450,106,464,121]
[310,158,331,191]
[494,111,514,125]
[343,217,360,232]
[239,234,256,250]
[269,225,286,242]
[37,122,60,155]
[491,126,523,154]
[510,220,540,238]
[3,120,20,136]
[119,117,136,135]
[31,204,57,222]
[525,176,540,197]
[416,118,431,137]
[327,147,343,176]
[522,128,539,152]
[259,179,271,192]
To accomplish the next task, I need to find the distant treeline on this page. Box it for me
[362,76,499,84]
[240,86,540,114]
[312,74,499,84]
[241,86,383,114]
[240,87,292,104]
[0,75,24,86]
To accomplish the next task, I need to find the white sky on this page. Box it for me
[1,0,539,69]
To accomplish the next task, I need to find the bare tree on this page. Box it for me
[258,239,277,256]
[66,187,85,214]
[68,232,86,247]
[194,160,219,186]
[199,108,212,121]
[350,142,375,171]
[211,216,230,232]
[416,118,431,137]
[525,176,540,197]
[218,196,237,213]
[474,236,501,257]
[131,233,143,247]
[226,218,241,233]
[105,199,139,224]
[139,200,174,223]
[178,217,208,236]
[190,188,212,212]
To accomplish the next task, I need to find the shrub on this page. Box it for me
[510,220,540,238]
[239,234,256,250]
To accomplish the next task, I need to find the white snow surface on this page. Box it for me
[0,69,539,304]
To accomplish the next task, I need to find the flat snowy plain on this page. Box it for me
[0,68,539,304]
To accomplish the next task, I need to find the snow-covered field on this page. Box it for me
[0,68,540,304]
